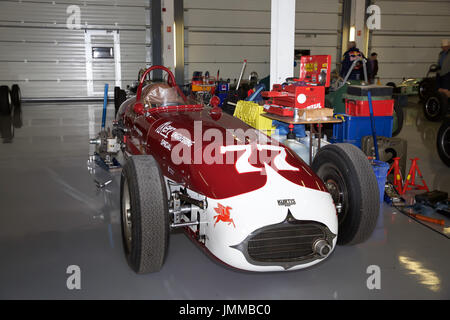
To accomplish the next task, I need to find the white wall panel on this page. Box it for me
[0,0,150,98]
[370,0,450,83]
[184,0,342,84]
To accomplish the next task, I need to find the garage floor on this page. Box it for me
[0,98,449,299]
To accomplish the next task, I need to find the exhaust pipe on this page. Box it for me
[313,239,331,257]
[89,138,101,145]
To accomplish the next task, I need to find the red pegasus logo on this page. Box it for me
[213,204,235,228]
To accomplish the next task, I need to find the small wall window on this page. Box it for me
[92,47,114,59]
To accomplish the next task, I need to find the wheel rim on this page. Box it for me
[419,83,427,98]
[440,126,450,159]
[425,97,440,117]
[320,164,349,224]
[122,179,132,253]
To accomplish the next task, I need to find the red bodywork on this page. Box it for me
[118,66,327,200]
[262,55,331,117]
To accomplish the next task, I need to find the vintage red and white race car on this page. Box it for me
[90,66,379,273]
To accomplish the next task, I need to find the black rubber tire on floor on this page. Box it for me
[311,143,380,245]
[114,86,120,116]
[114,88,127,117]
[12,104,23,128]
[0,112,14,142]
[418,78,436,101]
[10,84,21,109]
[392,100,404,137]
[423,92,448,122]
[0,85,11,116]
[437,118,450,167]
[119,89,127,107]
[120,155,169,273]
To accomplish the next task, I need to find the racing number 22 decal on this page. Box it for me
[220,144,299,174]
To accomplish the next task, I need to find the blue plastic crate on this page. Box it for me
[331,115,393,148]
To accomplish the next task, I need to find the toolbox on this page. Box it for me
[234,101,276,136]
[345,98,394,117]
[346,84,393,97]
[262,55,331,115]
[331,115,393,148]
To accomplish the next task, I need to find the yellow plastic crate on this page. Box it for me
[233,101,276,136]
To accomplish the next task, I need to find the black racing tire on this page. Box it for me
[437,118,450,167]
[120,155,169,274]
[114,86,127,117]
[418,78,436,101]
[119,90,127,111]
[312,143,380,245]
[0,86,11,116]
[423,92,448,122]
[392,100,404,137]
[0,112,14,142]
[10,84,21,109]
[386,82,396,88]
[12,104,23,128]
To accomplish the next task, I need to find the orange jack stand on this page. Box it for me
[387,157,404,194]
[402,158,429,194]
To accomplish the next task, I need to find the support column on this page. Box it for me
[151,0,162,80]
[174,0,184,86]
[270,0,296,89]
[161,0,175,72]
[354,0,369,56]
[346,0,369,56]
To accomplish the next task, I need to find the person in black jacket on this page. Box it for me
[368,53,378,84]
[340,42,365,81]
[437,39,450,97]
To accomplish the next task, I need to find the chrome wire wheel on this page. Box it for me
[121,179,132,253]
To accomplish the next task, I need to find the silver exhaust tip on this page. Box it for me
[313,239,332,257]
[90,138,101,145]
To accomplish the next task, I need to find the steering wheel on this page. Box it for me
[135,65,187,103]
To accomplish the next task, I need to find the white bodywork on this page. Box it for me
[173,164,338,272]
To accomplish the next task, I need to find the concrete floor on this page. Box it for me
[0,98,449,299]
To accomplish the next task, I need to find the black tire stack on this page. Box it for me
[0,84,21,143]
[114,86,127,117]
[437,117,450,167]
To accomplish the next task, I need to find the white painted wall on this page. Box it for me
[0,0,150,98]
[184,0,342,84]
[370,0,450,84]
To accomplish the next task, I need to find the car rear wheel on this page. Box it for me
[0,86,11,116]
[418,78,436,101]
[0,108,14,142]
[423,92,448,122]
[311,143,379,245]
[437,119,450,167]
[392,100,404,137]
[120,155,169,273]
[114,87,127,117]
[10,84,21,109]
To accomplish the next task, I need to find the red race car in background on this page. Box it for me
[89,65,379,273]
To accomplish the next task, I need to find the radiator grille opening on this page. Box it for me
[231,210,336,269]
[247,223,325,262]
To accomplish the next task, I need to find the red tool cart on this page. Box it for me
[262,55,332,117]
